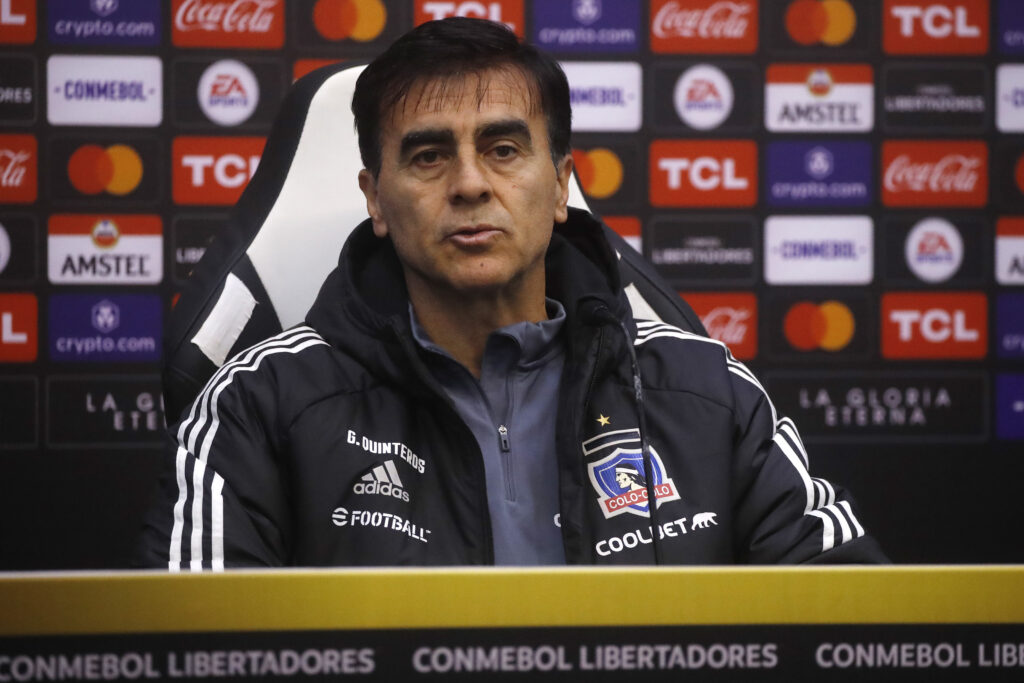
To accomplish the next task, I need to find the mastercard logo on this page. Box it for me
[313,0,386,42]
[785,0,856,46]
[67,144,143,196]
[783,300,854,351]
[572,148,623,200]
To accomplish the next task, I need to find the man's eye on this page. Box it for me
[413,150,442,165]
[492,145,518,159]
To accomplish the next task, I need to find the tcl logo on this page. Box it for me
[881,141,987,207]
[680,292,757,359]
[650,0,758,54]
[0,0,35,44]
[883,1,988,54]
[172,137,265,205]
[172,0,284,48]
[0,134,36,204]
[882,292,987,359]
[415,1,523,37]
[650,140,756,207]
[0,293,37,362]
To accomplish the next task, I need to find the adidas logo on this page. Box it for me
[353,460,410,502]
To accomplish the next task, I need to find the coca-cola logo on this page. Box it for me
[175,0,277,32]
[652,1,751,39]
[883,154,981,193]
[703,306,750,345]
[0,149,29,189]
[172,0,283,47]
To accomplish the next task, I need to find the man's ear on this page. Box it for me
[553,154,573,224]
[358,169,389,238]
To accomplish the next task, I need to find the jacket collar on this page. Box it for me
[305,208,630,375]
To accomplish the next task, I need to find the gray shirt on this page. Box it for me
[410,301,567,565]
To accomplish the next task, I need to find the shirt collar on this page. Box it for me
[410,299,566,370]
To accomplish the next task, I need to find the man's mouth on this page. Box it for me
[447,225,503,246]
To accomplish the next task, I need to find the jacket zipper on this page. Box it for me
[498,424,515,501]
[392,322,495,564]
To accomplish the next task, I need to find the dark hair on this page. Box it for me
[352,17,571,176]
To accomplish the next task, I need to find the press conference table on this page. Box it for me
[1,566,1021,681]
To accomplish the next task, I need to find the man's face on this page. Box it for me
[616,472,631,489]
[358,68,572,301]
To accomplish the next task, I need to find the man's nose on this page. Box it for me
[447,153,492,204]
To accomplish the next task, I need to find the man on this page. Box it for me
[137,18,886,569]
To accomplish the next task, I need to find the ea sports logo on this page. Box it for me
[784,300,855,351]
[0,223,10,275]
[905,217,962,283]
[198,60,260,127]
[785,0,856,46]
[673,64,733,131]
[67,144,143,196]
[572,148,622,199]
[313,0,387,41]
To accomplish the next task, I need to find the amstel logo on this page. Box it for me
[66,144,143,196]
[784,300,855,352]
[785,0,856,46]
[312,0,386,41]
[571,148,623,199]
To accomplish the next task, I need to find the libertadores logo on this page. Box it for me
[312,0,386,41]
[572,148,623,199]
[784,0,856,46]
[66,144,143,196]
[881,140,987,207]
[172,0,283,48]
[650,0,758,54]
[0,134,36,203]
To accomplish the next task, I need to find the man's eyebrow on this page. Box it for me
[399,128,455,157]
[477,119,532,144]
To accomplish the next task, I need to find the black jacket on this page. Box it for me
[137,209,886,568]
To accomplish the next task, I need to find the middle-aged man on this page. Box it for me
[137,18,886,569]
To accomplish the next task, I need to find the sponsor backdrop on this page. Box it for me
[0,0,1022,568]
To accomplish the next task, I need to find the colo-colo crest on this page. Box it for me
[583,428,680,519]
